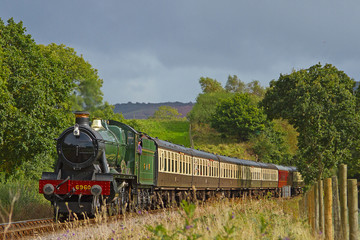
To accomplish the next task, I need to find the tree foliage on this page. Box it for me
[261,63,360,183]
[199,77,224,93]
[225,75,265,98]
[39,43,104,112]
[0,18,74,177]
[245,80,266,98]
[249,122,292,165]
[225,75,245,93]
[150,106,183,120]
[0,18,118,179]
[211,93,267,141]
[187,92,232,124]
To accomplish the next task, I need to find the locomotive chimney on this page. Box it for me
[75,111,90,126]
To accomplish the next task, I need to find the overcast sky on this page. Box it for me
[1,1,360,104]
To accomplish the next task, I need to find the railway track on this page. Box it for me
[0,218,56,239]
[0,208,172,240]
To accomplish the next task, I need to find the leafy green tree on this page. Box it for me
[0,18,74,178]
[150,106,182,120]
[249,122,292,165]
[225,75,245,93]
[211,93,267,140]
[39,43,104,112]
[261,63,360,183]
[187,92,231,124]
[199,77,224,93]
[245,80,266,98]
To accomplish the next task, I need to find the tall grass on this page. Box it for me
[0,178,52,223]
[43,197,315,240]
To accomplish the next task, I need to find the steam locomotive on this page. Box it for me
[39,112,303,218]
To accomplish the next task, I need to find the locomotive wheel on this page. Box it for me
[120,187,129,214]
[128,187,136,212]
[108,198,120,216]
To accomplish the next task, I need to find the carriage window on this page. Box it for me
[160,151,164,172]
[190,157,192,175]
[175,153,178,173]
[172,153,174,173]
[179,155,182,174]
[159,151,162,172]
[205,160,208,176]
[203,159,205,176]
[164,152,167,172]
[194,159,197,175]
[167,152,170,172]
[177,154,179,173]
[183,157,185,175]
[187,157,190,175]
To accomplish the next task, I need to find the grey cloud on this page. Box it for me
[1,1,360,103]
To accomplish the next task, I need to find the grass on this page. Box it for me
[40,197,315,240]
[125,119,191,147]
[0,178,52,223]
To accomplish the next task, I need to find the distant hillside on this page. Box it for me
[114,102,194,119]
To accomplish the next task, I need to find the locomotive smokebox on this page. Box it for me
[75,111,90,126]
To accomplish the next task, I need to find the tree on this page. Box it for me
[39,43,104,112]
[0,18,74,178]
[211,93,267,140]
[245,80,266,98]
[261,63,360,183]
[249,122,292,165]
[150,106,182,120]
[187,92,232,124]
[199,77,224,93]
[225,75,245,93]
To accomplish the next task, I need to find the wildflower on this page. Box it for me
[186,225,193,230]
[138,210,142,214]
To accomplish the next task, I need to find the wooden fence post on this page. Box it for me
[324,178,333,240]
[315,181,319,233]
[339,164,348,240]
[308,186,315,233]
[347,179,358,240]
[332,176,341,240]
[319,179,325,235]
